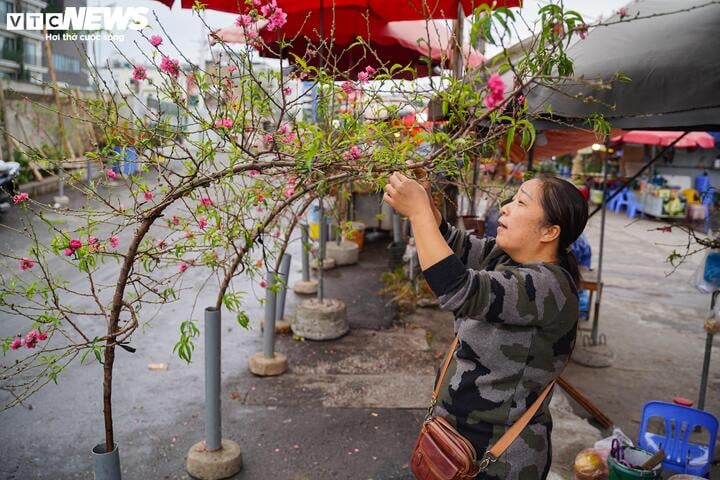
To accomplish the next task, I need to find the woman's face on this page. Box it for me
[496,179,554,255]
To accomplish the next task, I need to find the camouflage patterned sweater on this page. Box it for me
[421,219,578,480]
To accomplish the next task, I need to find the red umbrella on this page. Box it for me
[611,130,716,149]
[158,0,521,21]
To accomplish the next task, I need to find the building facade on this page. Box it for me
[0,0,48,83]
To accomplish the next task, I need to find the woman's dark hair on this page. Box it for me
[535,173,589,285]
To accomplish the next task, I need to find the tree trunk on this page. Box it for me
[103,343,116,451]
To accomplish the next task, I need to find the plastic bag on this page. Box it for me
[594,427,634,450]
[573,448,609,480]
[693,249,720,293]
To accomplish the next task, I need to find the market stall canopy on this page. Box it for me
[524,0,720,131]
[611,130,716,149]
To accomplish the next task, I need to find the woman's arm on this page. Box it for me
[423,258,574,327]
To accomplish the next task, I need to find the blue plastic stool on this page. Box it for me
[606,189,620,211]
[638,401,718,477]
[613,190,631,213]
[625,191,644,218]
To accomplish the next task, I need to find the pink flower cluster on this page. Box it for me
[64,238,82,256]
[200,197,214,207]
[342,145,362,161]
[20,257,34,271]
[261,0,287,32]
[483,73,506,110]
[341,81,356,95]
[284,175,297,198]
[357,66,375,84]
[11,329,48,350]
[107,169,117,180]
[12,192,29,204]
[110,236,120,249]
[214,118,233,129]
[160,56,180,79]
[132,65,147,81]
[198,216,208,230]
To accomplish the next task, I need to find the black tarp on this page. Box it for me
[526,0,720,131]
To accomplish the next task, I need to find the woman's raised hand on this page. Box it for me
[383,172,431,220]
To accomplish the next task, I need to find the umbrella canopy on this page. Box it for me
[157,0,521,21]
[525,0,720,131]
[611,130,716,148]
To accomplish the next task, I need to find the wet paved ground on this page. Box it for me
[1,176,718,479]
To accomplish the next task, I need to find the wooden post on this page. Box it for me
[0,80,13,161]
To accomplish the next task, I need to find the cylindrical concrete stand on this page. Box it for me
[262,255,292,333]
[291,298,349,341]
[92,442,121,480]
[325,240,359,266]
[186,307,243,480]
[250,272,288,377]
[293,224,318,295]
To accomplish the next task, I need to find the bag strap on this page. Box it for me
[430,336,560,471]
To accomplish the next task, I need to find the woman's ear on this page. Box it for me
[540,224,561,244]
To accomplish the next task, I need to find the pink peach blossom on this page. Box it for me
[160,56,180,79]
[69,239,82,250]
[149,35,163,47]
[179,262,188,273]
[110,236,120,249]
[64,248,74,256]
[107,169,117,179]
[20,257,34,271]
[198,216,208,230]
[341,81,355,95]
[144,191,154,201]
[12,192,29,204]
[11,338,22,350]
[200,197,214,207]
[132,65,147,81]
[235,14,253,27]
[171,215,180,225]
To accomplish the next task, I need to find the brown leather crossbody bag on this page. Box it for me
[410,337,557,480]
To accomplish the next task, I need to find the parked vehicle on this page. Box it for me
[0,160,20,213]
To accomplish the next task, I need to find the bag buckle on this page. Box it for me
[478,452,496,472]
[424,398,437,421]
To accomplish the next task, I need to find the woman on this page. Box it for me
[383,172,588,480]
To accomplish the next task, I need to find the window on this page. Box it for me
[0,36,18,62]
[53,53,81,73]
[0,2,16,18]
[23,40,40,65]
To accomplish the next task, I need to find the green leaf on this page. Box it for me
[236,311,250,329]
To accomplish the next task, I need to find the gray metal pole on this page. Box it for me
[276,254,291,322]
[698,332,714,410]
[263,271,277,358]
[301,224,310,282]
[392,213,402,243]
[204,307,222,451]
[318,198,325,302]
[698,290,718,410]
[591,151,609,345]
